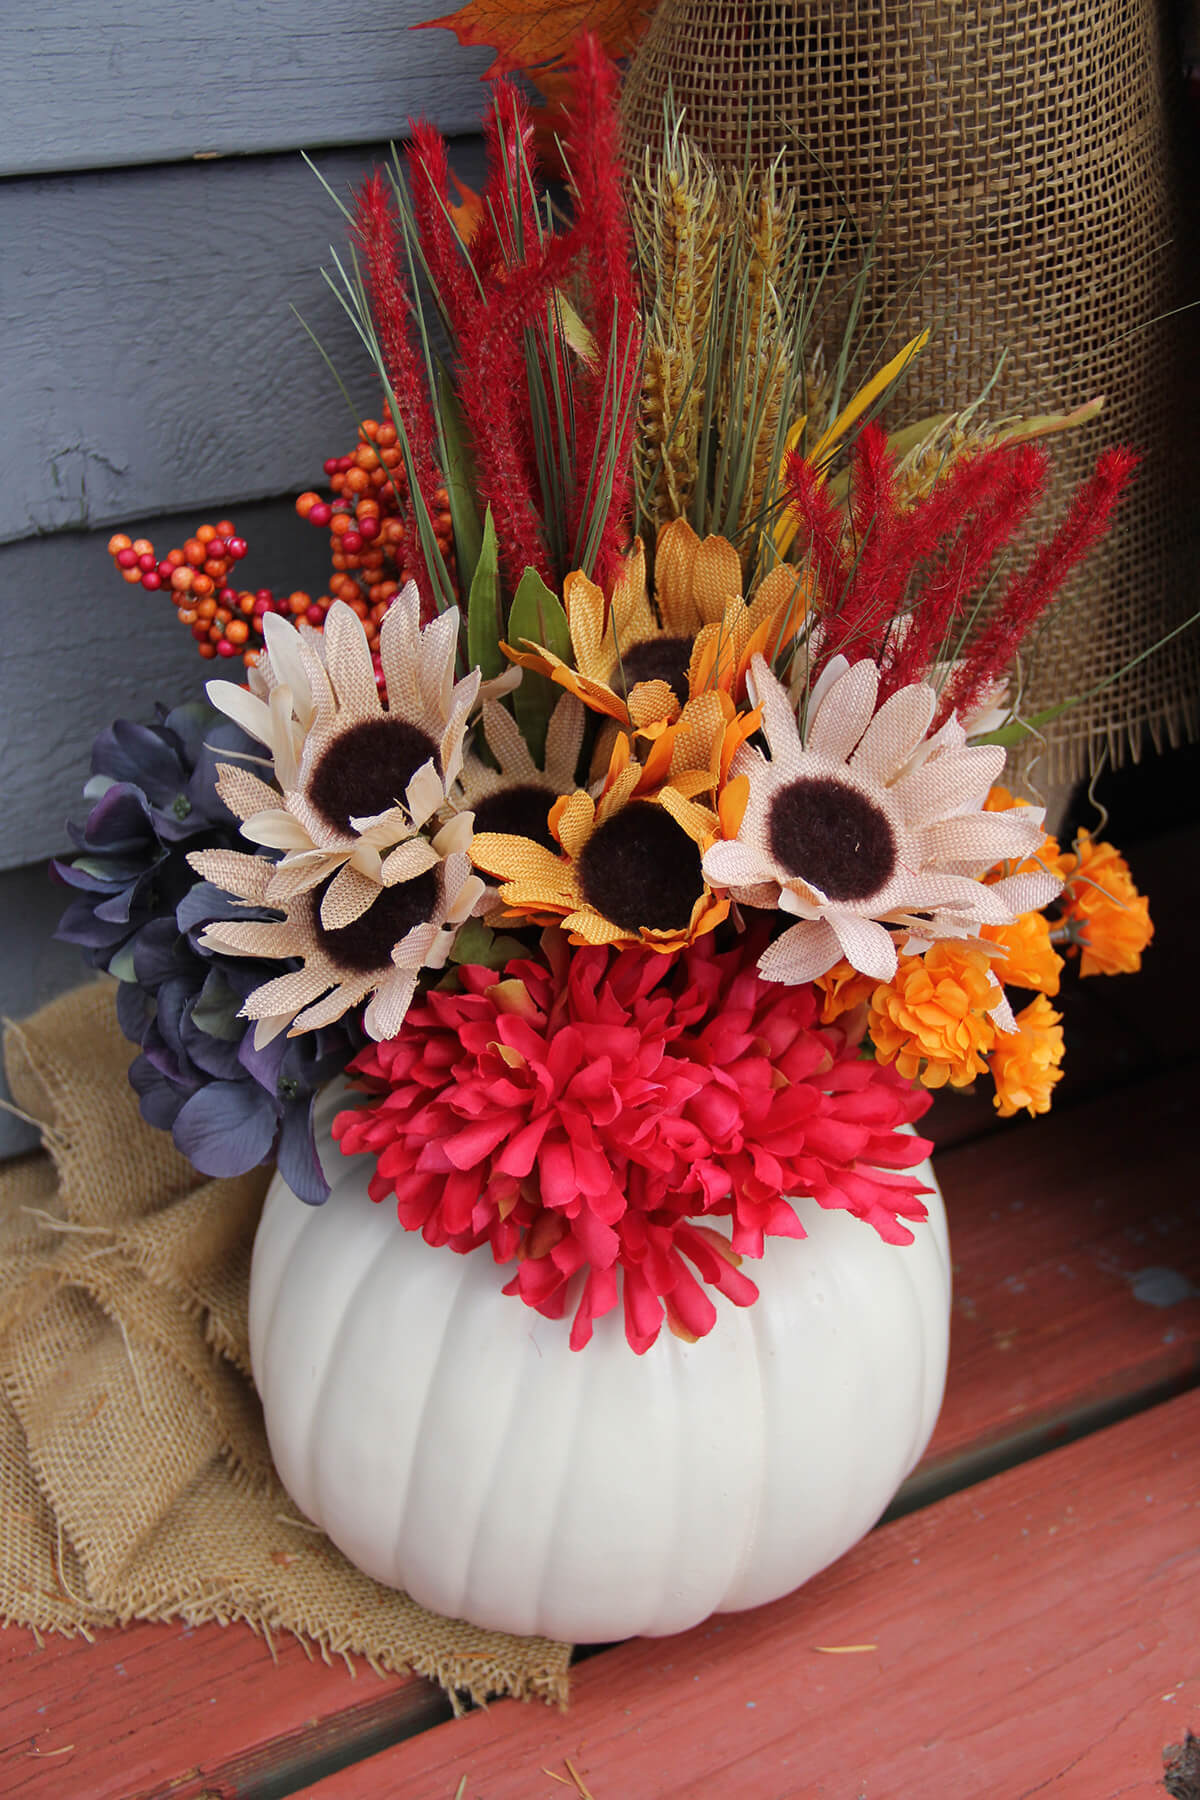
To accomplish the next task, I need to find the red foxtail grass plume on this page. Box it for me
[405,119,479,327]
[560,35,642,584]
[782,448,847,609]
[937,445,1139,725]
[396,49,640,594]
[784,428,1136,721]
[353,171,448,622]
[407,94,555,588]
[878,441,1048,697]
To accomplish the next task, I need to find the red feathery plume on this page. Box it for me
[783,448,849,608]
[406,120,478,332]
[834,424,910,661]
[559,35,642,583]
[409,90,556,587]
[878,441,1048,697]
[938,446,1139,725]
[353,170,447,621]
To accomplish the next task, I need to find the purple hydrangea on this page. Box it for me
[54,702,355,1202]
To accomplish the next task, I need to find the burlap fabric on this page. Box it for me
[623,0,1200,781]
[0,982,570,1707]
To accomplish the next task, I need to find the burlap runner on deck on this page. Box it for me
[0,982,570,1708]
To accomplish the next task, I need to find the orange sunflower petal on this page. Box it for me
[690,534,743,626]
[653,517,701,631]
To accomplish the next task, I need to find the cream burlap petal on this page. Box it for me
[0,981,571,1707]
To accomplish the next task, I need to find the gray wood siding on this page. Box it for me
[1,1,491,177]
[2,138,488,547]
[2,14,492,1143]
[0,497,341,871]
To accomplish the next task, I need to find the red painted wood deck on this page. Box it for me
[2,822,1197,1798]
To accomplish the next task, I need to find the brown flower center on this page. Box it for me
[578,802,704,933]
[613,636,693,708]
[313,868,440,974]
[308,717,439,835]
[471,783,557,852]
[767,775,896,902]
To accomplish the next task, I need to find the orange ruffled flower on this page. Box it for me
[982,909,1064,996]
[814,959,881,1025]
[984,783,1065,880]
[1059,831,1154,976]
[989,993,1065,1118]
[868,940,1000,1089]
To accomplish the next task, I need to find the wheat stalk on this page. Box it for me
[633,132,722,533]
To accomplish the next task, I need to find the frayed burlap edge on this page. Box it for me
[0,982,571,1711]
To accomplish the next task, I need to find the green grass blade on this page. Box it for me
[466,507,504,680]
[437,365,483,595]
[509,567,571,759]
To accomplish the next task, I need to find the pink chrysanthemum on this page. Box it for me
[333,931,933,1353]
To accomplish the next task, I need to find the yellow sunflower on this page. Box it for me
[451,692,585,853]
[504,518,808,731]
[469,738,728,952]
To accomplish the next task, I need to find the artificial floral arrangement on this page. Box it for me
[56,44,1154,1368]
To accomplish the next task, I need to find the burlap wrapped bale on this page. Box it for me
[0,982,570,1708]
[623,0,1200,780]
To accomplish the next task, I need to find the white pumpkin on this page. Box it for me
[250,1083,951,1643]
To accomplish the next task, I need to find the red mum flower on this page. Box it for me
[333,931,933,1353]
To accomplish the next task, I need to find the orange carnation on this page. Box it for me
[868,940,1000,1089]
[814,959,881,1024]
[1059,832,1154,976]
[982,908,1064,996]
[983,784,1064,881]
[989,993,1065,1118]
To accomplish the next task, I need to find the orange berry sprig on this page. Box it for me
[107,419,458,681]
[107,520,272,666]
[296,418,457,645]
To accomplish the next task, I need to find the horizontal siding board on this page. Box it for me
[0,498,334,872]
[0,865,96,1159]
[0,1,492,178]
[2,137,486,548]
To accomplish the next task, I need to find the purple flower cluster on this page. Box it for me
[54,702,354,1201]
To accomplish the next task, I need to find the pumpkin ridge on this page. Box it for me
[387,1246,486,1606]
[718,1250,774,1609]
[527,1316,601,1635]
[451,1280,545,1630]
[893,1191,953,1477]
[303,1212,397,1531]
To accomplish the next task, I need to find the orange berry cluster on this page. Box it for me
[295,417,456,659]
[108,521,270,664]
[107,418,458,675]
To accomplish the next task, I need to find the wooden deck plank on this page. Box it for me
[909,1060,1200,1501]
[1,959,1194,1796]
[300,1388,1200,1800]
[0,1615,449,1800]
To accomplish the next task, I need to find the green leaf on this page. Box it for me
[191,968,246,1041]
[467,508,504,681]
[970,703,1071,748]
[448,917,530,970]
[437,365,484,596]
[106,943,138,984]
[508,567,571,761]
